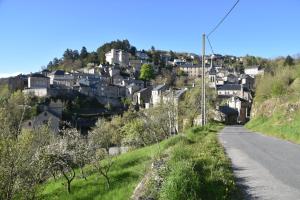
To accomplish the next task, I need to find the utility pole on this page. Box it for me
[201,33,206,126]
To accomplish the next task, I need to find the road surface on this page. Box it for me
[219,126,300,200]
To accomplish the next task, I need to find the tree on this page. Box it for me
[153,51,160,65]
[80,46,88,60]
[97,40,133,64]
[91,149,114,190]
[284,55,295,66]
[139,64,155,81]
[129,46,137,56]
[87,51,99,64]
[0,125,53,200]
[41,128,80,194]
[90,119,113,152]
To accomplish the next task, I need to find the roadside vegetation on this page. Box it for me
[40,123,238,200]
[246,55,300,143]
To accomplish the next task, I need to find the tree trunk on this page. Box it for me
[67,180,71,194]
[103,174,110,189]
[81,167,87,181]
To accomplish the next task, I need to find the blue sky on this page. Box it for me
[0,0,300,77]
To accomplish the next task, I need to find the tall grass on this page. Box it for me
[159,124,237,200]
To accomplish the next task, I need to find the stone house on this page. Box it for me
[105,49,129,66]
[227,96,251,124]
[23,73,50,97]
[132,87,152,108]
[8,75,27,91]
[48,70,75,87]
[151,84,168,106]
[28,73,50,89]
[23,110,60,133]
[179,65,201,77]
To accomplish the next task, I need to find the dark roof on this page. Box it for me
[153,84,167,91]
[30,73,48,78]
[50,70,65,76]
[218,84,241,91]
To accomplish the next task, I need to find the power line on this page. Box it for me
[207,0,240,37]
[206,36,215,55]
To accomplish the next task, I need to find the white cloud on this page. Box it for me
[0,72,24,78]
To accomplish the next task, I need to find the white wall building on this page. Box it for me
[151,84,168,106]
[105,49,129,66]
[244,66,264,77]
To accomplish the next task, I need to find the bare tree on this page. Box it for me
[91,149,114,190]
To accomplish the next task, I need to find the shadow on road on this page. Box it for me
[232,166,259,200]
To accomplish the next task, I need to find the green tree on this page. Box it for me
[284,55,295,66]
[80,46,88,60]
[139,64,155,81]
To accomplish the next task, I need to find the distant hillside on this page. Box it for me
[246,56,300,143]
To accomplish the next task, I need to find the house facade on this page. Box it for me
[28,74,50,89]
[105,49,129,66]
[151,84,168,106]
[179,65,201,77]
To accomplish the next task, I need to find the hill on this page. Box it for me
[246,57,300,143]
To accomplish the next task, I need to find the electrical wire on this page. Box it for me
[206,0,240,54]
[207,0,240,37]
[206,36,215,55]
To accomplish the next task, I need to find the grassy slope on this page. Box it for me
[246,107,300,144]
[40,143,163,200]
[39,124,237,200]
[158,125,237,200]
[246,63,300,144]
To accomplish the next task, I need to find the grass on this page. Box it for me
[39,145,158,200]
[158,124,237,200]
[39,123,238,200]
[246,110,300,144]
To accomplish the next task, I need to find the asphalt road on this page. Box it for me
[218,126,300,200]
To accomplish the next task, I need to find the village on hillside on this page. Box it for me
[6,48,264,134]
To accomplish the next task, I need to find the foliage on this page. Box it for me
[139,64,155,81]
[247,57,300,144]
[97,39,134,64]
[254,63,299,103]
[91,149,114,189]
[0,125,53,200]
[159,124,237,200]
[39,123,237,200]
[90,119,116,151]
[283,55,295,66]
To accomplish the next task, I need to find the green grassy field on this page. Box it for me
[39,124,237,200]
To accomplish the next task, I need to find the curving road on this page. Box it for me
[219,126,300,200]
